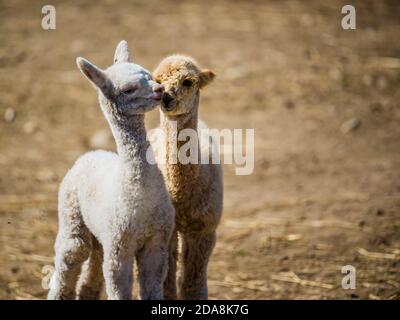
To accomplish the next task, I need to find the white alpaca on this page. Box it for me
[47,41,174,300]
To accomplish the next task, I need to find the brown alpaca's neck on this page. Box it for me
[161,109,201,202]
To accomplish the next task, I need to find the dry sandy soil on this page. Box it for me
[0,0,399,300]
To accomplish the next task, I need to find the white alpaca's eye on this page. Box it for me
[123,88,136,95]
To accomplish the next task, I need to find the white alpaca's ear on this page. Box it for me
[114,40,131,64]
[76,57,115,98]
[199,69,216,88]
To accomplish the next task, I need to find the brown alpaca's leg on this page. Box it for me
[76,235,104,300]
[179,231,216,300]
[163,229,178,300]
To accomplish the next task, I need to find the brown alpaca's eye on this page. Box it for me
[182,79,193,87]
[156,79,161,84]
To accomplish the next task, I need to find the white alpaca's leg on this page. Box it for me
[179,231,216,300]
[48,198,90,300]
[48,236,89,300]
[137,233,169,300]
[102,241,134,300]
[163,228,178,300]
[76,235,104,300]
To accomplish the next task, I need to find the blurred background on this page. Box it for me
[0,0,399,299]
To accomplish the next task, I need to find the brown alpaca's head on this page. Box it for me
[153,55,215,116]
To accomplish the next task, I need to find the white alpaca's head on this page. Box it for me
[77,40,163,117]
[153,55,215,116]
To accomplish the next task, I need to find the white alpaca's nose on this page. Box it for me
[152,83,164,100]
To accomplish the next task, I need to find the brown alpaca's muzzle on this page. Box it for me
[161,92,176,111]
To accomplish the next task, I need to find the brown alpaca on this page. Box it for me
[149,55,223,299]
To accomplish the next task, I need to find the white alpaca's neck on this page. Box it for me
[101,99,150,185]
[113,116,148,168]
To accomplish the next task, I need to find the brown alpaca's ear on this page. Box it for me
[199,69,216,89]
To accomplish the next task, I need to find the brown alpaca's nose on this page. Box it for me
[162,92,174,108]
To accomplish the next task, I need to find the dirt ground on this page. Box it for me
[0,0,399,300]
